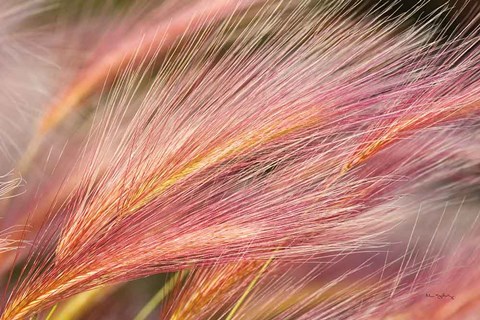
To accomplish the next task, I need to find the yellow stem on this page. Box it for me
[225,256,274,320]
[45,304,57,320]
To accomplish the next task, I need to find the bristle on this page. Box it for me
[0,0,480,319]
[38,0,265,135]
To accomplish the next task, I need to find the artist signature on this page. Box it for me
[425,293,454,300]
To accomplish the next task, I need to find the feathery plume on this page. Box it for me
[1,1,480,319]
[164,260,267,319]
[39,0,264,135]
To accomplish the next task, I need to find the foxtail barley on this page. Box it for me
[0,0,480,319]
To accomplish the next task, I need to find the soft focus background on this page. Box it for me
[1,0,480,319]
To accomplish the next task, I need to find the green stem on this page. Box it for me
[133,272,187,320]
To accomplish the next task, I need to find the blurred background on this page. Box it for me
[1,0,480,319]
